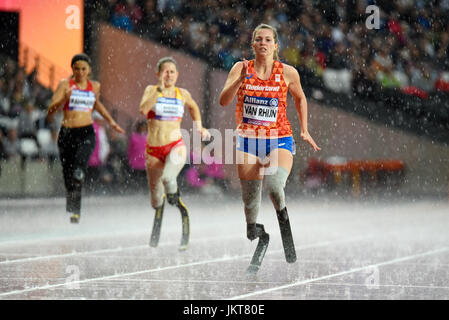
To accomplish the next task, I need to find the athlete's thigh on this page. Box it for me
[166,144,187,168]
[146,154,164,186]
[264,148,293,175]
[236,150,263,180]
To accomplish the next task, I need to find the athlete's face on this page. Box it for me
[71,60,90,82]
[252,28,278,58]
[158,62,178,87]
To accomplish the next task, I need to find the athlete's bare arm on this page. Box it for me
[284,64,320,151]
[47,79,71,117]
[92,81,125,134]
[219,59,251,106]
[182,88,210,140]
[139,85,160,116]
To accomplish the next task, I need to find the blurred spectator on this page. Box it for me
[184,143,227,193]
[201,150,228,192]
[352,59,381,99]
[105,122,128,185]
[126,120,147,188]
[0,54,57,165]
[139,0,163,38]
[0,77,11,116]
[17,101,41,148]
[301,37,325,77]
[387,11,407,45]
[127,120,146,171]
[0,130,6,160]
[436,30,449,70]
[435,71,449,92]
[0,130,6,177]
[301,158,330,193]
[111,2,134,32]
[157,0,181,13]
[0,56,17,80]
[372,45,395,75]
[39,129,59,164]
[408,61,439,92]
[282,35,302,68]
[27,68,52,111]
[327,41,350,69]
[315,24,335,60]
[377,65,402,89]
[2,127,20,160]
[126,0,143,28]
[87,114,112,190]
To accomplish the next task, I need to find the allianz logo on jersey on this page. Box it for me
[245,84,280,92]
[244,95,278,107]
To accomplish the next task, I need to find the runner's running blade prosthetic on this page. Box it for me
[167,190,190,251]
[276,207,296,263]
[247,223,270,274]
[149,195,166,247]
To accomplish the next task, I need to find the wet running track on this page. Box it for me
[1,194,448,305]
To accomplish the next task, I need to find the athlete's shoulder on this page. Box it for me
[279,61,295,72]
[58,78,71,87]
[142,84,156,94]
[89,79,100,89]
[230,60,247,72]
[178,87,191,99]
[281,63,300,80]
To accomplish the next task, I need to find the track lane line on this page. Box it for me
[0,235,371,298]
[227,246,449,300]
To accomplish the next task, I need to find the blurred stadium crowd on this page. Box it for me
[95,0,449,97]
[1,0,449,190]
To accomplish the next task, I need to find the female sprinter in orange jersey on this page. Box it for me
[219,24,320,273]
[47,53,124,224]
[139,56,210,251]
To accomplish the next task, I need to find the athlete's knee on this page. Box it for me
[241,180,262,207]
[151,194,165,209]
[264,167,288,208]
[241,180,262,224]
[265,167,288,192]
[161,176,178,195]
[72,167,85,186]
[150,184,165,208]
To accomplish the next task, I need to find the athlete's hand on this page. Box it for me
[200,128,211,141]
[157,70,168,92]
[240,59,251,80]
[64,87,73,102]
[110,121,125,134]
[301,131,321,151]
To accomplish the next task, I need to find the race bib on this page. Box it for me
[243,95,278,126]
[154,97,184,120]
[68,89,96,112]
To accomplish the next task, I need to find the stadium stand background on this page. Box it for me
[1,0,448,198]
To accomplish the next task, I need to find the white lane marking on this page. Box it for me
[227,246,449,300]
[0,234,243,265]
[0,235,371,298]
[296,281,449,290]
[0,222,241,246]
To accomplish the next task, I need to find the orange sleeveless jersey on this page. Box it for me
[235,60,291,138]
